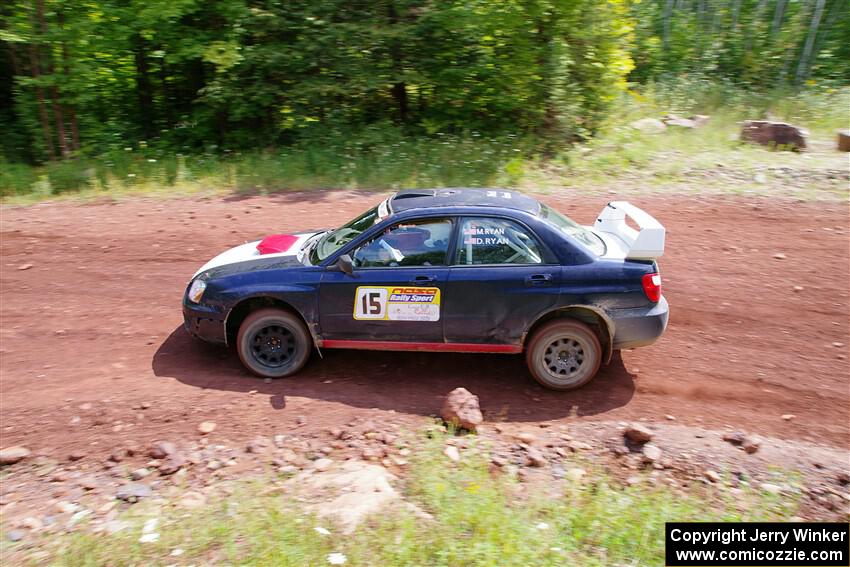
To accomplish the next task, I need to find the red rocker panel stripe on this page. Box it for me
[321,340,522,354]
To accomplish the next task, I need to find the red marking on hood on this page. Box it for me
[256,234,299,255]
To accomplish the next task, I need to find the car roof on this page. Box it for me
[389,188,541,215]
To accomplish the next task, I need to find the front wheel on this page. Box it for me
[525,319,602,390]
[236,308,312,378]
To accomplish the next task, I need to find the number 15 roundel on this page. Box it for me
[353,286,441,322]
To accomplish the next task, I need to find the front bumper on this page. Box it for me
[183,301,227,345]
[609,296,669,349]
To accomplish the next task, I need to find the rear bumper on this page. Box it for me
[182,301,227,345]
[609,296,669,349]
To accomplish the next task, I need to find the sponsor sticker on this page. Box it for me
[353,286,440,322]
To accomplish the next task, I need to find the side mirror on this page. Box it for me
[334,254,354,276]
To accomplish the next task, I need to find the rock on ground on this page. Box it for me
[630,118,666,134]
[740,120,807,151]
[148,441,177,459]
[116,483,152,502]
[158,454,186,475]
[624,424,654,444]
[642,444,662,463]
[291,461,428,533]
[722,431,746,445]
[742,437,761,454]
[0,446,31,465]
[441,388,483,431]
[443,445,460,462]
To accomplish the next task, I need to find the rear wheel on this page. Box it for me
[525,319,602,390]
[236,308,311,378]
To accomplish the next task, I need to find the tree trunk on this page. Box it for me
[809,0,844,74]
[662,0,675,48]
[34,0,70,158]
[771,0,787,35]
[795,0,825,84]
[133,36,156,139]
[59,11,80,153]
[50,85,69,158]
[28,2,54,161]
[744,0,768,53]
[387,2,408,123]
[159,57,175,128]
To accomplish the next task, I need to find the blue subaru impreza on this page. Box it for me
[183,188,668,390]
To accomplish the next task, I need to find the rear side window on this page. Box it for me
[455,217,543,265]
[538,204,606,256]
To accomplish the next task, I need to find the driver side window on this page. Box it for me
[353,219,452,268]
[455,217,543,265]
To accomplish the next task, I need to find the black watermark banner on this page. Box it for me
[666,522,849,566]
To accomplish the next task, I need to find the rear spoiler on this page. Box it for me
[594,201,665,260]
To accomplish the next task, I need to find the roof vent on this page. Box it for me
[393,189,436,200]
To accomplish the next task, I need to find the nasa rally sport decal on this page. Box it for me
[353,286,441,322]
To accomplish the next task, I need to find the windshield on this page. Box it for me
[539,204,606,256]
[311,204,383,263]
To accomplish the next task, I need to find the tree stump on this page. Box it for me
[838,130,850,152]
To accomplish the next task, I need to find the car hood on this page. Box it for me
[193,232,319,278]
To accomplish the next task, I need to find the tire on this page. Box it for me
[525,319,602,390]
[236,308,312,378]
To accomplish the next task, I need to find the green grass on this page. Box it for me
[0,134,528,202]
[13,430,799,566]
[2,84,847,203]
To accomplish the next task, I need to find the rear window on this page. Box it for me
[539,204,606,256]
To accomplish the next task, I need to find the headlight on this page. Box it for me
[187,278,207,303]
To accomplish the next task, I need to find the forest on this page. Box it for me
[1,0,848,194]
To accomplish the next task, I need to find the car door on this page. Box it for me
[318,217,454,342]
[443,216,560,345]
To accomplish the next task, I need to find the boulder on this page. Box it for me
[740,120,807,151]
[0,446,31,465]
[838,130,850,152]
[630,118,667,134]
[662,114,710,129]
[441,388,483,431]
[662,114,696,129]
[691,114,711,128]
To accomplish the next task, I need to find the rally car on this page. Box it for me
[183,189,668,390]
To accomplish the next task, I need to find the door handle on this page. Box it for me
[409,275,438,284]
[525,273,553,286]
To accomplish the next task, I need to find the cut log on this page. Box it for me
[837,130,850,152]
[740,120,807,151]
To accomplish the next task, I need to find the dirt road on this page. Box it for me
[1,191,848,457]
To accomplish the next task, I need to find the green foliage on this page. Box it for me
[2,0,637,164]
[1,0,846,177]
[628,0,850,87]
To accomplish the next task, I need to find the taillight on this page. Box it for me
[642,273,662,302]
